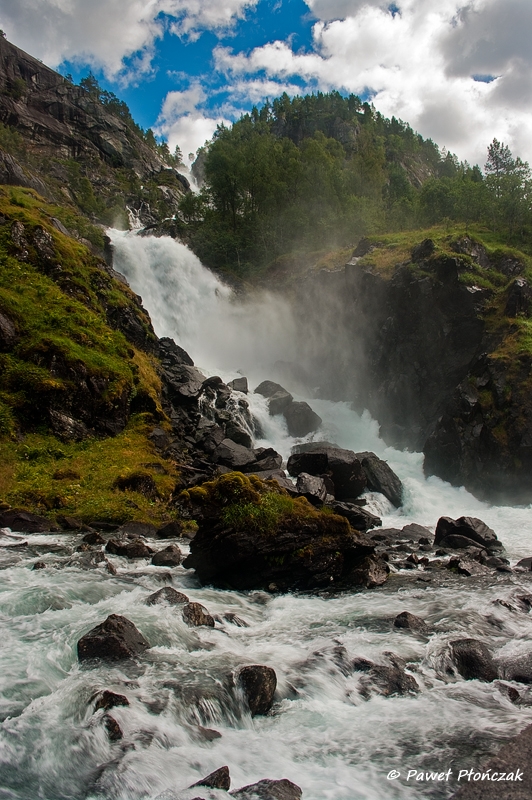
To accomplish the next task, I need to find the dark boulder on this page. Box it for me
[77,614,149,662]
[120,521,157,538]
[105,539,153,559]
[353,656,419,697]
[346,554,389,588]
[228,377,248,394]
[94,690,130,712]
[232,779,302,800]
[158,336,194,367]
[213,439,257,470]
[356,451,403,507]
[0,509,58,533]
[190,766,230,791]
[439,533,487,550]
[255,381,286,398]
[182,602,215,627]
[435,516,502,551]
[183,508,377,591]
[238,665,277,716]
[497,653,532,684]
[288,442,366,500]
[145,587,189,606]
[0,311,17,351]
[283,401,322,437]
[82,531,105,545]
[252,448,283,473]
[151,544,182,567]
[411,238,435,262]
[394,611,429,634]
[156,521,184,539]
[296,473,328,505]
[447,556,491,577]
[330,501,382,532]
[269,389,294,416]
[401,523,433,542]
[450,639,498,682]
[103,715,123,741]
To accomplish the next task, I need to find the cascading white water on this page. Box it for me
[2,230,532,800]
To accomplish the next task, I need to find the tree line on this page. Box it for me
[177,92,531,276]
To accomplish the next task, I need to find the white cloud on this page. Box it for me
[214,0,532,166]
[155,85,229,159]
[0,0,258,79]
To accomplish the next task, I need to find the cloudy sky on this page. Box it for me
[1,0,530,168]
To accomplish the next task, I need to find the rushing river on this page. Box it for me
[1,232,532,800]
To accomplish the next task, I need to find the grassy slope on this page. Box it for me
[0,186,183,525]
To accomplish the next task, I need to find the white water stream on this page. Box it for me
[1,232,532,800]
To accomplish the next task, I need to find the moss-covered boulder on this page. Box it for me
[181,472,383,591]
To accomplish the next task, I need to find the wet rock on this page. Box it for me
[56,514,84,530]
[120,521,157,538]
[330,501,382,532]
[70,551,117,574]
[353,657,419,697]
[435,516,502,552]
[356,451,403,507]
[151,544,182,567]
[288,442,366,500]
[228,377,248,394]
[438,533,484,550]
[145,587,189,606]
[103,715,123,741]
[393,611,429,634]
[268,389,294,416]
[223,612,249,627]
[105,539,153,559]
[284,401,322,437]
[32,561,46,570]
[232,779,302,800]
[296,473,328,505]
[497,653,532,684]
[182,602,215,627]
[94,690,130,712]
[346,554,389,588]
[82,531,105,545]
[401,523,433,542]
[238,665,277,716]
[77,614,149,662]
[0,509,59,533]
[450,639,498,682]
[190,766,230,791]
[252,448,283,473]
[447,555,491,577]
[516,557,532,571]
[255,380,286,398]
[156,521,184,539]
[213,439,257,470]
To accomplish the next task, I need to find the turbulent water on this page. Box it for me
[1,232,532,800]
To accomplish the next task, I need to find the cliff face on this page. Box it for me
[292,232,532,503]
[0,37,188,228]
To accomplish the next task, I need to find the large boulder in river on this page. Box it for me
[450,639,498,682]
[356,451,403,507]
[181,472,378,591]
[0,508,59,532]
[435,516,502,552]
[287,442,367,500]
[330,500,382,532]
[238,665,277,716]
[284,401,322,437]
[77,614,149,662]
[232,779,302,800]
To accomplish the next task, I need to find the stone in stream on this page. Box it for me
[103,715,123,741]
[105,539,153,558]
[82,531,105,545]
[352,656,419,697]
[232,779,302,800]
[283,401,322,437]
[435,516,503,552]
[156,521,184,539]
[94,690,130,711]
[0,508,59,533]
[182,602,215,627]
[450,639,498,682]
[228,376,248,393]
[330,500,382,532]
[145,587,189,606]
[356,451,403,507]
[393,611,429,635]
[254,380,286,398]
[497,653,532,684]
[190,765,231,791]
[446,555,491,577]
[287,442,366,500]
[238,665,277,716]
[151,544,182,567]
[268,389,294,416]
[77,614,150,662]
[346,554,389,588]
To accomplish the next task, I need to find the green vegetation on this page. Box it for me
[0,415,179,524]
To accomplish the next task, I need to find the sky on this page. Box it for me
[0,0,531,169]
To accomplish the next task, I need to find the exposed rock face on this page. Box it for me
[77,614,149,661]
[287,442,366,500]
[183,508,378,591]
[356,451,403,507]
[450,639,498,682]
[238,665,277,716]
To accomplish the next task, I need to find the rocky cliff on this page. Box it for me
[0,36,188,230]
[291,230,532,504]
